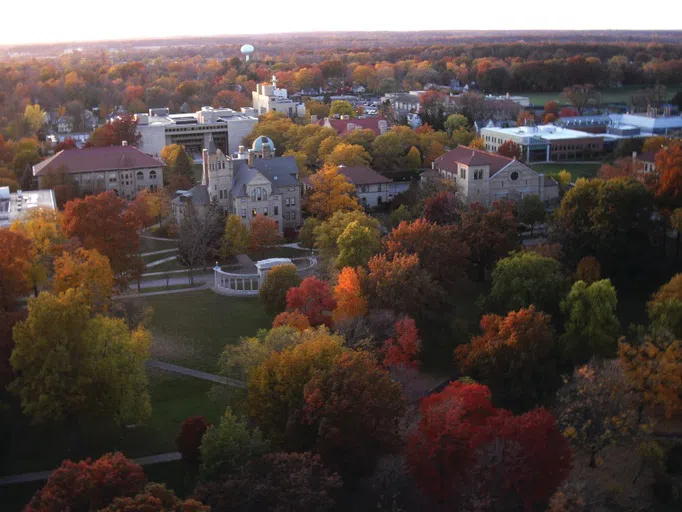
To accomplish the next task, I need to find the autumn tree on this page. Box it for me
[199,409,270,482]
[133,189,171,226]
[329,100,355,118]
[647,273,682,338]
[382,316,421,369]
[563,84,600,115]
[195,452,341,512]
[303,351,406,478]
[486,251,566,317]
[575,256,601,284]
[498,140,522,159]
[384,218,469,287]
[654,140,682,210]
[561,279,620,364]
[53,248,115,313]
[517,194,546,235]
[160,143,194,185]
[556,359,640,468]
[286,277,337,327]
[455,306,558,410]
[423,191,461,225]
[405,146,421,169]
[370,132,405,173]
[220,214,249,259]
[102,483,208,511]
[176,416,212,471]
[408,382,571,508]
[259,263,301,315]
[460,200,518,280]
[344,128,377,152]
[516,110,536,127]
[324,143,371,168]
[273,311,311,332]
[335,219,382,269]
[332,266,367,323]
[313,209,379,265]
[553,178,656,276]
[88,115,141,147]
[10,289,151,427]
[247,333,345,444]
[0,229,34,311]
[366,252,441,321]
[444,113,469,136]
[25,452,147,512]
[306,166,361,219]
[61,191,143,285]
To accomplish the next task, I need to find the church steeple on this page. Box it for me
[207,133,217,155]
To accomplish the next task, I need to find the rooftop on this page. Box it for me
[481,124,604,141]
[317,116,387,136]
[0,187,57,228]
[434,146,514,173]
[33,146,164,176]
[337,165,393,185]
[255,258,294,271]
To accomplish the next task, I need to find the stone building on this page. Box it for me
[252,76,306,118]
[432,146,558,205]
[200,135,302,233]
[33,144,164,200]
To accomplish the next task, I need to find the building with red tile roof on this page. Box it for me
[431,146,558,205]
[33,144,164,200]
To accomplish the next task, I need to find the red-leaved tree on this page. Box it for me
[424,191,461,226]
[286,277,337,327]
[382,317,422,369]
[407,382,571,510]
[26,452,147,511]
[176,416,212,469]
[498,140,522,159]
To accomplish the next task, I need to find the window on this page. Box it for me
[219,190,223,199]
[251,190,256,201]
[150,170,156,180]
[274,205,278,215]
[257,188,262,201]
[460,168,467,179]
[263,207,268,216]
[291,211,296,220]
[241,209,246,218]
[510,171,519,181]
[285,211,290,219]
[290,197,295,206]
[136,171,144,180]
[285,198,290,206]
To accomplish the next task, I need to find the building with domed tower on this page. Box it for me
[198,135,302,233]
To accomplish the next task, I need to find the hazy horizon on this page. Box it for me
[4,0,681,46]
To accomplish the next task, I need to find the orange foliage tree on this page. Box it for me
[248,215,280,257]
[306,166,361,219]
[619,332,682,418]
[654,140,682,209]
[455,306,557,411]
[575,255,601,284]
[332,267,367,323]
[272,311,311,332]
[61,191,143,285]
[286,277,337,328]
[382,316,421,369]
[0,230,34,311]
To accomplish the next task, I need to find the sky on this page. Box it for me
[3,0,681,45]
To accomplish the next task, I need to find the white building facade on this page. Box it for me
[252,76,306,118]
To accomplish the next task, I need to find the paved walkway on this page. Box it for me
[0,452,181,486]
[140,235,177,242]
[147,360,245,388]
[145,256,177,268]
[141,248,177,257]
[115,283,208,299]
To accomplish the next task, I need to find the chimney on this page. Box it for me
[122,140,128,146]
[248,150,254,166]
[202,149,209,186]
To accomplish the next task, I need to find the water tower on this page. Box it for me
[240,44,254,62]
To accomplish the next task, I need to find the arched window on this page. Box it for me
[149,170,157,180]
[136,171,144,180]
[257,188,262,201]
[251,189,257,201]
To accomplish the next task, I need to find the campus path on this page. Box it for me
[146,360,245,388]
[140,248,177,257]
[115,283,209,299]
[145,256,177,268]
[0,452,182,486]
[140,235,177,242]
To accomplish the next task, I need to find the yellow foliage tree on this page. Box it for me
[469,137,486,150]
[53,248,115,313]
[324,143,371,168]
[306,166,361,219]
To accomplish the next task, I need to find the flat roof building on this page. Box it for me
[135,106,258,158]
[252,76,306,118]
[0,187,57,228]
[480,124,604,162]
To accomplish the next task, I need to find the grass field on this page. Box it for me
[523,85,682,107]
[247,246,311,261]
[0,369,224,508]
[125,289,271,372]
[530,162,601,180]
[140,237,178,253]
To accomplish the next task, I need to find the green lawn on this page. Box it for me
[140,237,178,253]
[124,289,271,372]
[523,85,682,107]
[144,258,186,273]
[247,246,312,261]
[530,162,601,180]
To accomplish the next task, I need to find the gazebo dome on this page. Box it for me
[252,135,275,152]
